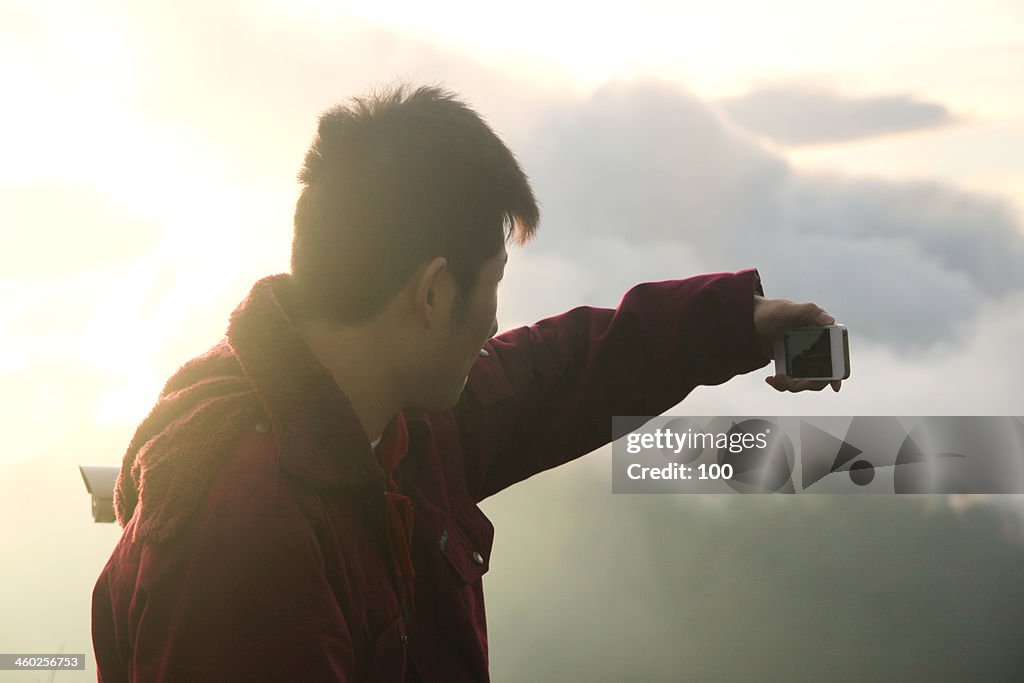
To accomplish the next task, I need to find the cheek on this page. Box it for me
[485,302,498,336]
[485,291,498,332]
[471,295,497,340]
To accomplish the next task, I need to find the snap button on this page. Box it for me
[254,423,270,434]
[401,633,408,646]
[471,551,484,565]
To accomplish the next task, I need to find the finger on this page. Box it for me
[789,379,829,392]
[767,375,811,392]
[798,302,835,327]
[767,375,831,392]
[767,375,805,392]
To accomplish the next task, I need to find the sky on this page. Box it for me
[1,0,1023,679]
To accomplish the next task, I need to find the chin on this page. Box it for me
[439,379,469,411]
[445,376,471,409]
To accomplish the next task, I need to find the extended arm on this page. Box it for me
[456,269,769,501]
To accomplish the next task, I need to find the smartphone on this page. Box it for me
[773,324,850,380]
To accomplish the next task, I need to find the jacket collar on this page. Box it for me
[227,273,389,492]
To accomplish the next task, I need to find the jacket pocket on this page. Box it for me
[439,502,495,584]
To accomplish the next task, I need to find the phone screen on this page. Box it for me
[785,328,833,377]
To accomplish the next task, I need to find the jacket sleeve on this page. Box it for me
[456,269,769,501]
[116,515,356,682]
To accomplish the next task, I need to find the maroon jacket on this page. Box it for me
[92,269,767,682]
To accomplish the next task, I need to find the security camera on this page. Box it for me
[79,465,120,523]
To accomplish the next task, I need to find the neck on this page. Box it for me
[295,318,405,444]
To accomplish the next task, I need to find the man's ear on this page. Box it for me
[412,256,450,329]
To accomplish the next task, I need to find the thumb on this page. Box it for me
[792,302,835,327]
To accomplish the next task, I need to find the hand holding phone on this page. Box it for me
[752,295,846,392]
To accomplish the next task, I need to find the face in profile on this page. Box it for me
[418,246,506,411]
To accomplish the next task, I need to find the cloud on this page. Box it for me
[0,180,159,281]
[6,4,1021,387]
[715,83,959,146]
[101,0,562,182]
[517,80,1024,350]
[482,460,1024,681]
[498,238,705,329]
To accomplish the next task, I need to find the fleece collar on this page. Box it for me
[227,274,386,492]
[115,274,404,543]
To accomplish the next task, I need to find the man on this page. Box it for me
[92,84,840,682]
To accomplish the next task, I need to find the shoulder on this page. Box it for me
[193,419,327,526]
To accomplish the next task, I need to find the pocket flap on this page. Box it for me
[440,504,495,584]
